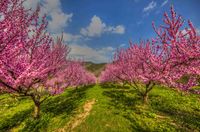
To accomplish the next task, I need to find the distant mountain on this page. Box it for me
[83,62,106,77]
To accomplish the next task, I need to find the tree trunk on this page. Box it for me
[142,82,155,104]
[143,92,148,104]
[31,95,41,119]
[33,103,40,119]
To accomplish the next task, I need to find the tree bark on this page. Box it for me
[142,82,154,104]
[31,95,41,119]
[142,92,148,104]
[33,103,40,119]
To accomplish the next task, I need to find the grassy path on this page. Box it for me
[0,84,200,131]
[73,84,132,132]
[58,99,96,131]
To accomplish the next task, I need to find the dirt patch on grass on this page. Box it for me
[57,99,95,132]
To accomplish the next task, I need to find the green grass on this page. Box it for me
[0,84,200,132]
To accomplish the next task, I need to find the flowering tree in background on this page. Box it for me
[46,61,96,91]
[99,63,122,84]
[68,61,96,87]
[99,6,200,103]
[0,0,96,118]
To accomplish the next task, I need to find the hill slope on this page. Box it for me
[83,62,106,77]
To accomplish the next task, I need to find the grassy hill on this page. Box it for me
[0,84,200,132]
[83,62,106,77]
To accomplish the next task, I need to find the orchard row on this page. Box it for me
[99,6,200,103]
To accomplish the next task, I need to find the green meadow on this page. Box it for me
[1,84,200,132]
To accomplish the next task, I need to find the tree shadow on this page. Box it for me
[0,108,32,131]
[102,88,149,131]
[100,83,130,90]
[100,83,116,89]
[101,84,200,131]
[123,114,151,131]
[42,85,91,116]
[101,83,141,111]
[149,95,200,131]
[4,85,92,132]
[103,90,140,110]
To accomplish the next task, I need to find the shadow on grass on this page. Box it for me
[101,84,200,131]
[21,85,93,132]
[150,95,200,130]
[0,85,93,132]
[42,85,91,116]
[102,87,149,131]
[100,83,130,90]
[0,108,33,131]
[103,90,140,110]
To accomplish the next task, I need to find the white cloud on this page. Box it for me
[161,0,168,7]
[69,44,115,63]
[25,0,73,33]
[98,46,115,55]
[0,13,5,21]
[48,12,73,32]
[80,15,106,37]
[114,25,125,34]
[106,25,125,34]
[119,43,126,47]
[42,0,73,33]
[80,15,125,37]
[181,28,200,36]
[197,28,200,35]
[24,0,40,9]
[143,1,157,12]
[62,33,82,43]
[52,33,82,43]
[181,29,187,35]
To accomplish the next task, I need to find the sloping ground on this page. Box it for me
[83,62,106,77]
[0,84,200,131]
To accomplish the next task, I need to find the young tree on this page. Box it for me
[112,41,169,103]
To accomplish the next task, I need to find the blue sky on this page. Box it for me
[27,0,200,63]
